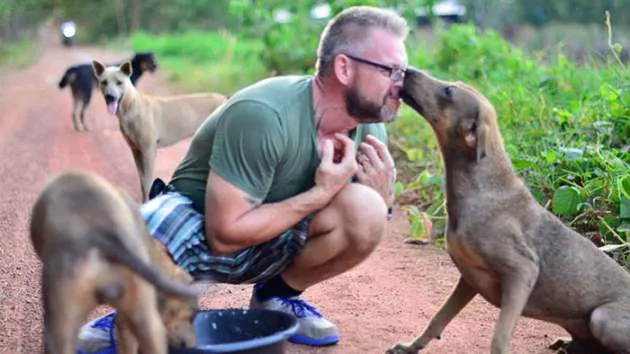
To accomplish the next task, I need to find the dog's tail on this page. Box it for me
[92,228,200,299]
[58,69,71,89]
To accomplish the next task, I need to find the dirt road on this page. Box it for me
[0,29,566,354]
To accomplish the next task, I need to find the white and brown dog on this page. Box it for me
[92,60,228,201]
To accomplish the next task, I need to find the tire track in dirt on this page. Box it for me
[0,80,57,353]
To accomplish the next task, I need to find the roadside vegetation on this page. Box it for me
[3,0,627,266]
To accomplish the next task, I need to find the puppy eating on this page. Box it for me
[30,170,198,354]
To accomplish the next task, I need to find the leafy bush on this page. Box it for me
[131,31,267,94]
[0,34,38,69]
[227,0,421,75]
[390,24,629,265]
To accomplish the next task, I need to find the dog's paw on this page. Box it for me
[386,343,418,354]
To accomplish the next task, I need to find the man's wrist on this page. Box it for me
[305,186,333,210]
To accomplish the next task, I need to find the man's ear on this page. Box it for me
[120,61,133,77]
[333,54,352,86]
[464,116,486,163]
[92,60,105,77]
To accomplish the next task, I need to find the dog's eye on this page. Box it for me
[100,80,107,86]
[116,80,122,86]
[442,86,454,99]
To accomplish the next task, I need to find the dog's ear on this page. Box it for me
[464,112,487,163]
[120,61,133,77]
[92,60,105,77]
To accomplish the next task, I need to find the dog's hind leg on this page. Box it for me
[132,304,168,354]
[387,277,477,354]
[116,316,140,354]
[71,95,81,132]
[80,90,92,131]
[589,301,630,353]
[79,101,89,131]
[42,266,97,354]
[116,282,167,354]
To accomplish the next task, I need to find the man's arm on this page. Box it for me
[205,134,357,254]
[204,171,327,254]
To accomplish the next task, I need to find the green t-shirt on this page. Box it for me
[169,75,388,213]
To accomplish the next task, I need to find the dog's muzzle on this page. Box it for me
[104,94,122,115]
[104,94,117,104]
[399,90,424,116]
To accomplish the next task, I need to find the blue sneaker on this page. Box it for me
[249,288,340,346]
[76,311,118,354]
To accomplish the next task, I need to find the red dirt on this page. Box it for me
[0,28,567,354]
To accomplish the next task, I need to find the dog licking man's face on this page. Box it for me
[400,68,481,126]
[400,67,492,161]
[92,60,133,115]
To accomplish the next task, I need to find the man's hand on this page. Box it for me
[355,135,396,206]
[312,133,358,207]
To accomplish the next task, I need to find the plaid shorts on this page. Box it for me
[140,189,309,284]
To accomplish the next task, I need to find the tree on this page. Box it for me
[131,0,141,33]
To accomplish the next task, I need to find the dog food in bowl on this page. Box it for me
[169,308,298,354]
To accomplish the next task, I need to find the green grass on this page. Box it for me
[0,35,39,69]
[130,30,267,95]
[390,24,629,264]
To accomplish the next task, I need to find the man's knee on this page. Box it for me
[332,183,388,252]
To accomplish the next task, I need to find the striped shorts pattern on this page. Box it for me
[140,191,309,284]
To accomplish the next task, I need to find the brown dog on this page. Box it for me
[30,170,199,354]
[92,60,228,201]
[387,68,630,354]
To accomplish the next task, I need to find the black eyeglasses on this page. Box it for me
[344,53,405,82]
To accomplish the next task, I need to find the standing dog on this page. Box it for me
[387,68,630,354]
[92,60,228,201]
[30,170,198,354]
[58,52,158,131]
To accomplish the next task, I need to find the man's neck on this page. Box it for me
[312,75,358,139]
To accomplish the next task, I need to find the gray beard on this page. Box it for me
[345,85,394,123]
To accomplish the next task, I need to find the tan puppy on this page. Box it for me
[30,170,199,354]
[387,68,630,354]
[92,60,228,201]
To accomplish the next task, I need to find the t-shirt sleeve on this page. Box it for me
[209,100,285,200]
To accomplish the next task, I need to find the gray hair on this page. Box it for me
[315,6,409,77]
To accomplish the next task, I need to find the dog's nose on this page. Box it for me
[390,85,402,99]
[104,94,116,103]
[405,67,429,79]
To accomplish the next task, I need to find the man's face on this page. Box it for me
[344,28,408,124]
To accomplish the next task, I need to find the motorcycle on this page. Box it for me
[60,21,76,47]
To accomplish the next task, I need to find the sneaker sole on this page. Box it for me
[288,334,340,347]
